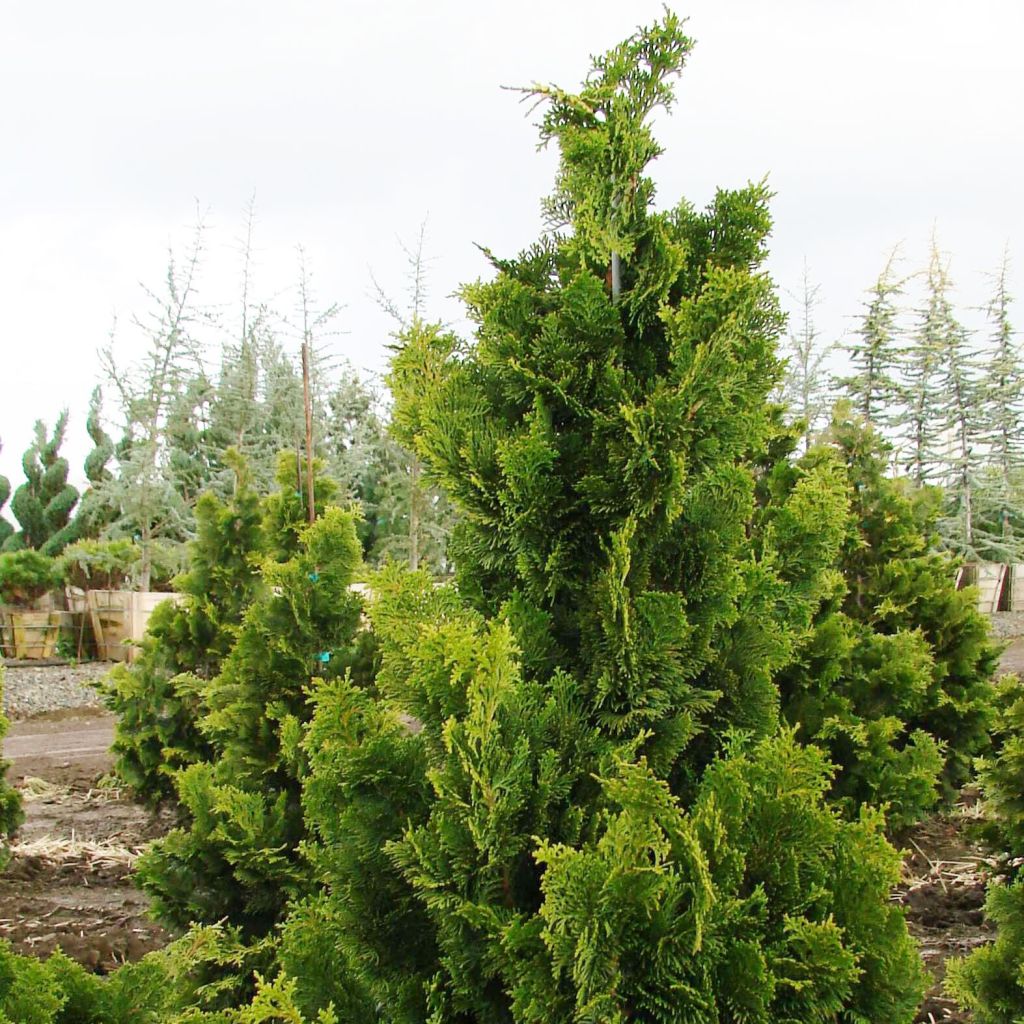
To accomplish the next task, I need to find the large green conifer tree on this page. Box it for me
[279,15,925,1022]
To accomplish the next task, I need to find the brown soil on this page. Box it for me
[4,708,116,789]
[899,799,995,1023]
[1,710,176,973]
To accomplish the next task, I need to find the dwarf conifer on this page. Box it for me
[136,501,367,935]
[104,451,266,802]
[769,408,997,826]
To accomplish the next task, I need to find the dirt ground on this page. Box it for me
[899,800,993,1024]
[1,709,175,972]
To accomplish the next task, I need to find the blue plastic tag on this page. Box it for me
[308,572,320,583]
[317,651,331,663]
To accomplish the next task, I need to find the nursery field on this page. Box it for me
[0,636,1022,1020]
[0,705,172,973]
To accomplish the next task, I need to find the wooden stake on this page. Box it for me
[301,341,315,525]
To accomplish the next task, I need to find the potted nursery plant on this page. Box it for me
[59,538,185,662]
[0,549,60,659]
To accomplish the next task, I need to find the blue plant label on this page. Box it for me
[308,572,320,583]
[317,651,331,663]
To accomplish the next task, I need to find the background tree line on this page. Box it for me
[0,208,453,584]
[778,238,1021,564]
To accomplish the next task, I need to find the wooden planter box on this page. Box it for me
[4,609,59,659]
[86,590,184,663]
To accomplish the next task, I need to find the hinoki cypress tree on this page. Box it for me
[136,499,367,935]
[771,407,998,827]
[276,15,925,1022]
[104,451,266,803]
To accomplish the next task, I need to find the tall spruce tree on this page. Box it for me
[276,15,925,1022]
[777,261,834,451]
[899,240,948,487]
[836,248,904,433]
[973,248,1024,561]
[923,241,983,559]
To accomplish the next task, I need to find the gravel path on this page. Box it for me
[1,662,112,720]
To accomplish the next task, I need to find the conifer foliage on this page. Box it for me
[103,451,266,803]
[135,498,367,935]
[0,444,12,550]
[1,413,79,555]
[280,15,924,1022]
[771,408,998,827]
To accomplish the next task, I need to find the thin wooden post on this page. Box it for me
[302,341,315,525]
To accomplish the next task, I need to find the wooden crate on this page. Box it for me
[8,610,59,659]
[87,590,184,663]
[1011,564,1024,612]
[976,563,1009,614]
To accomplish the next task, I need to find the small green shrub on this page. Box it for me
[103,454,265,803]
[58,538,137,591]
[0,549,57,606]
[0,939,59,1024]
[976,674,1024,856]
[945,676,1024,1022]
[136,505,368,935]
[0,927,276,1024]
[770,410,997,828]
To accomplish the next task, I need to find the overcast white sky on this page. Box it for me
[2,0,1021,491]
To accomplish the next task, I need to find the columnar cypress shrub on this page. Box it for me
[827,411,997,794]
[274,15,925,1022]
[770,408,997,827]
[136,503,366,935]
[103,452,266,803]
